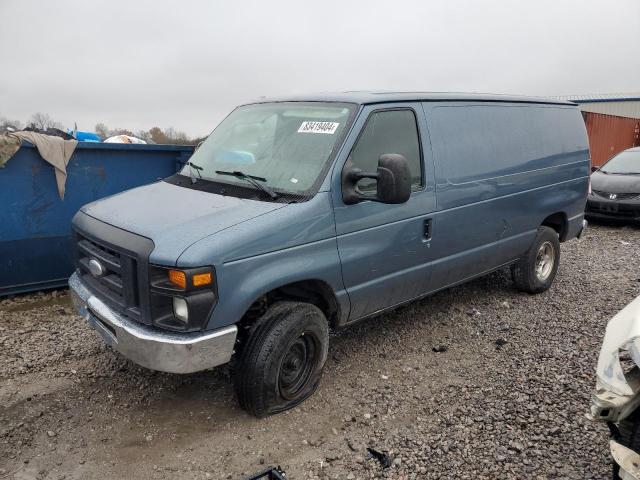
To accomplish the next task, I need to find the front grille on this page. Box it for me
[76,233,142,322]
[593,190,640,200]
[587,201,640,218]
[608,208,640,217]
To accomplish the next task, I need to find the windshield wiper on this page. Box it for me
[215,170,279,199]
[186,161,203,183]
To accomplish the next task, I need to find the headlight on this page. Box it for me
[173,297,189,323]
[148,265,217,332]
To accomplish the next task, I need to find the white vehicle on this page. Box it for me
[591,295,640,479]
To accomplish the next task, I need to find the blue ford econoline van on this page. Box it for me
[69,92,589,416]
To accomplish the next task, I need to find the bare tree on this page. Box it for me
[3,114,200,144]
[163,126,191,145]
[0,116,23,133]
[110,127,135,137]
[29,112,63,130]
[94,122,109,139]
[134,129,153,143]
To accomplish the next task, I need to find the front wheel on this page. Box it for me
[511,226,560,294]
[234,301,329,417]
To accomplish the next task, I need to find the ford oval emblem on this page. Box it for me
[88,258,106,277]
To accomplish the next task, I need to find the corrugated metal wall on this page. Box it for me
[582,111,640,167]
[579,101,640,119]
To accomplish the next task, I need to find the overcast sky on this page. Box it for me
[1,0,639,137]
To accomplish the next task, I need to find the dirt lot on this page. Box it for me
[1,223,639,480]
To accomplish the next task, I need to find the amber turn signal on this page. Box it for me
[168,269,187,289]
[192,272,212,287]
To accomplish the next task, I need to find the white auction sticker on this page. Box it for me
[297,121,340,134]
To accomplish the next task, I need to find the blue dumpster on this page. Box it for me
[1,142,193,296]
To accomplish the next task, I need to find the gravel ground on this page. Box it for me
[1,222,639,480]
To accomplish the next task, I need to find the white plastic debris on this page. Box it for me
[104,135,147,144]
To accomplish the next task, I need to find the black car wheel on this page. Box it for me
[234,301,329,417]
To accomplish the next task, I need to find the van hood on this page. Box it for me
[81,180,286,265]
[591,171,640,193]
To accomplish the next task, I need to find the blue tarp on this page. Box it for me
[74,131,102,142]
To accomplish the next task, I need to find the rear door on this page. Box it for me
[331,103,437,321]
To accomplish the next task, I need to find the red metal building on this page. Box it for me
[552,94,640,167]
[582,111,640,167]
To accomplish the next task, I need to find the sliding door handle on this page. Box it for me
[423,219,432,240]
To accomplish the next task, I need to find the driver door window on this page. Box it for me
[347,109,423,192]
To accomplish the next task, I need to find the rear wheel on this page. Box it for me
[234,301,329,417]
[511,226,560,294]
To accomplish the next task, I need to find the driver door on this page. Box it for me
[331,103,437,321]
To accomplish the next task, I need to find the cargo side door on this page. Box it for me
[331,103,437,321]
[422,101,554,290]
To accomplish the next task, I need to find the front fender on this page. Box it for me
[206,237,349,330]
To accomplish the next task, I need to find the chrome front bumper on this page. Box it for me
[69,272,237,374]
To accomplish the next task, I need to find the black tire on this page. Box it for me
[511,226,560,294]
[234,301,329,417]
[612,412,640,479]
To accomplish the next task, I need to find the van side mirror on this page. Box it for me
[591,166,599,173]
[342,153,412,205]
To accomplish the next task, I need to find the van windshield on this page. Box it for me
[180,102,355,196]
[600,150,640,174]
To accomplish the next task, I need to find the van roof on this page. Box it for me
[248,91,576,106]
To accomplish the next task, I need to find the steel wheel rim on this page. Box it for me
[278,333,318,400]
[535,241,555,281]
